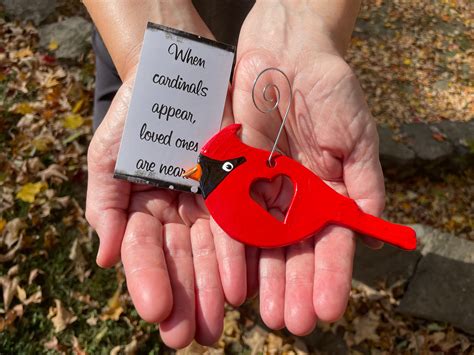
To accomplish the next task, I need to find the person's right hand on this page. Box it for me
[230,0,385,336]
[85,2,258,348]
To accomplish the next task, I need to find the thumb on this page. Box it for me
[343,121,386,249]
[86,79,134,267]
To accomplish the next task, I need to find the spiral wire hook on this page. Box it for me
[252,67,293,165]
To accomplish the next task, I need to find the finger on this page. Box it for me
[343,120,385,249]
[246,246,259,299]
[86,82,134,267]
[284,239,317,335]
[259,247,285,330]
[313,225,355,322]
[190,218,224,346]
[121,211,172,323]
[210,218,247,306]
[159,223,196,349]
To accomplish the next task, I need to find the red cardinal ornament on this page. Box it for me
[183,123,417,250]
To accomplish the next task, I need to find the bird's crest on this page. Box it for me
[200,124,249,160]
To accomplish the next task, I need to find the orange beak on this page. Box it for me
[182,163,202,181]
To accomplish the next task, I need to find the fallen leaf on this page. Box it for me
[242,325,267,355]
[23,289,42,305]
[86,316,97,326]
[0,236,23,262]
[177,341,207,355]
[63,114,84,129]
[39,164,68,182]
[72,99,84,114]
[0,304,24,331]
[16,182,47,203]
[10,102,34,115]
[15,47,33,59]
[69,239,87,282]
[48,39,59,51]
[353,311,381,344]
[432,132,447,142]
[16,285,26,303]
[44,337,60,351]
[0,219,6,233]
[124,338,138,355]
[72,336,86,355]
[49,299,77,333]
[0,276,20,310]
[3,218,26,248]
[28,268,42,285]
[100,288,123,321]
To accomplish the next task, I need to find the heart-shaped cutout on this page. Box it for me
[250,175,295,223]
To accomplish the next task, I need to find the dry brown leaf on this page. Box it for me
[69,239,88,282]
[14,47,33,59]
[28,268,43,285]
[86,315,97,326]
[49,299,77,333]
[38,164,68,182]
[23,289,42,305]
[3,218,26,248]
[0,275,19,310]
[100,288,124,321]
[242,325,267,355]
[124,337,138,355]
[177,341,207,355]
[0,236,23,262]
[352,310,381,344]
[0,219,6,233]
[44,336,61,351]
[7,264,19,277]
[266,333,284,354]
[0,304,24,331]
[72,336,86,355]
[16,285,26,303]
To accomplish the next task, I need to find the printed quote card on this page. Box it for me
[114,23,235,193]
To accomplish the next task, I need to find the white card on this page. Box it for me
[114,23,235,193]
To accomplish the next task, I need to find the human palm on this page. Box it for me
[231,48,385,334]
[86,79,259,348]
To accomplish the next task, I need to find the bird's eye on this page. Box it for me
[222,162,234,172]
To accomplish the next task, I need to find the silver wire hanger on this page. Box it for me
[251,67,293,166]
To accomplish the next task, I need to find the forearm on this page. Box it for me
[83,0,212,79]
[246,0,361,56]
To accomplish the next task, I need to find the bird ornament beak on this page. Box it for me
[182,163,202,181]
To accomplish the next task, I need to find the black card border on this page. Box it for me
[147,22,235,53]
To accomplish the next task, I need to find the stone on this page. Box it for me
[1,0,56,25]
[401,123,453,162]
[378,125,416,170]
[434,121,474,155]
[39,17,93,60]
[353,237,421,288]
[398,226,474,334]
[303,328,348,354]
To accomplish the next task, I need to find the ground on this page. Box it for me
[0,0,472,354]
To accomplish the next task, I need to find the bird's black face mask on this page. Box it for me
[198,155,246,199]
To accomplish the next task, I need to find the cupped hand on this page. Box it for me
[85,19,258,349]
[231,1,385,335]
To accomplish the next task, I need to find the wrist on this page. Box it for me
[85,0,212,79]
[251,0,359,56]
